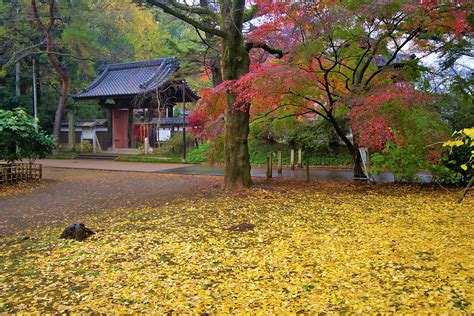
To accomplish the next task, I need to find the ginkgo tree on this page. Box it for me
[143,0,285,190]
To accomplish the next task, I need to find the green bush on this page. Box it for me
[369,104,451,182]
[248,118,351,166]
[160,132,195,155]
[186,142,211,164]
[370,143,429,182]
[286,120,348,153]
[18,129,56,162]
[79,140,93,153]
[435,128,473,185]
[0,108,55,163]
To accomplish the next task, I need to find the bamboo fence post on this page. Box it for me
[290,148,295,170]
[306,160,310,182]
[298,148,303,168]
[277,151,282,174]
[266,153,273,179]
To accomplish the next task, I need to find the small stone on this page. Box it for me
[226,223,255,232]
[60,222,95,241]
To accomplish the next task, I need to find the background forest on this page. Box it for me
[0,0,206,131]
[0,0,473,184]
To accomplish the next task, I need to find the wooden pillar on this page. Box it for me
[290,148,295,170]
[298,148,303,168]
[277,151,282,174]
[67,111,75,151]
[306,160,310,182]
[106,107,112,150]
[266,153,272,179]
[128,107,133,148]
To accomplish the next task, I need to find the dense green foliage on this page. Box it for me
[437,128,474,185]
[433,74,474,131]
[0,0,203,133]
[159,132,196,155]
[247,118,352,166]
[369,104,450,181]
[0,108,55,163]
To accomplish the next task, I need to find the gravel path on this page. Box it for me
[0,168,220,236]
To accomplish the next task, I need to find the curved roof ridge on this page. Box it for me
[139,58,179,90]
[79,65,110,93]
[73,57,189,100]
[106,56,177,71]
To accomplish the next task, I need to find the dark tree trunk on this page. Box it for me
[352,145,366,178]
[210,56,223,87]
[32,0,70,142]
[221,0,252,190]
[53,78,69,139]
[327,114,366,179]
[145,0,254,189]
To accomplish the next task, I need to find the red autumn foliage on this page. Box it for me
[195,0,471,151]
[351,82,433,152]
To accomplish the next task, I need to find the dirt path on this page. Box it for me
[0,168,221,236]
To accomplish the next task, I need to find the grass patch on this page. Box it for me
[47,151,78,159]
[115,145,211,164]
[115,154,184,164]
[186,142,212,164]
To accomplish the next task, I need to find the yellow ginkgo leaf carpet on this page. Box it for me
[1,180,472,313]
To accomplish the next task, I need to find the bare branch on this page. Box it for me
[245,42,285,58]
[146,0,226,38]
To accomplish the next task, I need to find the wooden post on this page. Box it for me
[306,160,310,182]
[67,111,75,151]
[269,152,273,177]
[182,83,186,162]
[277,151,282,174]
[298,148,303,168]
[266,153,272,179]
[290,148,295,170]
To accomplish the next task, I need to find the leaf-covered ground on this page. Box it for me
[1,180,473,313]
[0,181,47,197]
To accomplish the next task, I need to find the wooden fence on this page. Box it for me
[0,163,42,184]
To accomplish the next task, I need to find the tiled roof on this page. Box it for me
[60,119,108,127]
[73,57,198,100]
[151,117,189,125]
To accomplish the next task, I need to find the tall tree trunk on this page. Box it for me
[221,0,252,190]
[53,78,69,138]
[327,114,366,178]
[351,142,366,178]
[146,0,254,189]
[210,55,222,87]
[15,62,21,97]
[32,0,70,142]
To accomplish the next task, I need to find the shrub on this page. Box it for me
[79,140,93,153]
[248,118,351,166]
[18,129,56,162]
[160,132,195,155]
[186,142,211,164]
[371,143,429,182]
[437,128,473,185]
[0,108,55,163]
